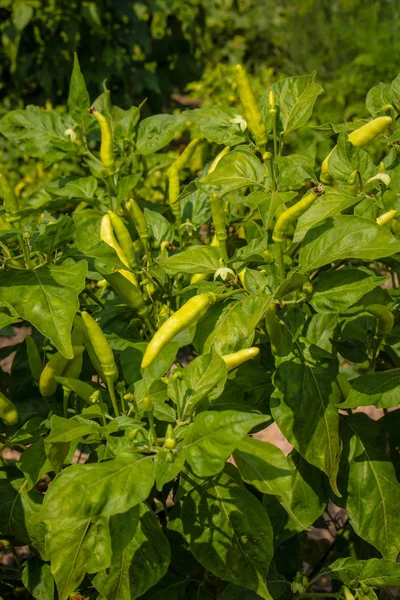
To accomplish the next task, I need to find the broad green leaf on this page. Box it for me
[18,438,52,491]
[113,105,140,140]
[340,369,400,410]
[34,215,75,255]
[366,83,393,117]
[21,557,54,600]
[45,176,97,200]
[310,268,387,313]
[305,312,338,352]
[271,343,341,495]
[136,114,185,155]
[182,468,273,599]
[45,415,102,443]
[161,246,220,275]
[321,557,400,588]
[328,134,375,183]
[46,516,111,600]
[12,0,33,31]
[184,106,247,146]
[155,450,185,491]
[0,106,75,166]
[197,149,265,198]
[338,415,400,559]
[68,53,91,127]
[93,503,170,600]
[41,453,155,520]
[145,209,174,243]
[181,410,270,477]
[275,154,315,191]
[203,292,272,355]
[258,191,297,230]
[293,187,360,243]
[262,450,326,546]
[73,209,127,270]
[180,351,227,417]
[265,74,323,136]
[0,259,87,359]
[0,478,46,555]
[299,216,400,271]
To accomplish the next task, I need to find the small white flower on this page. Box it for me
[64,128,77,142]
[366,173,391,186]
[214,267,235,282]
[229,115,247,132]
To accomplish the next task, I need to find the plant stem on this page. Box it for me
[62,388,71,418]
[276,242,286,281]
[106,376,119,416]
[147,411,158,445]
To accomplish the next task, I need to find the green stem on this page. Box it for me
[62,388,71,418]
[18,234,31,269]
[276,243,286,281]
[268,154,277,192]
[271,115,278,157]
[147,411,158,445]
[106,376,119,417]
[83,287,104,308]
[214,288,244,302]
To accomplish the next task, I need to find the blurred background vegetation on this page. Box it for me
[0,0,399,185]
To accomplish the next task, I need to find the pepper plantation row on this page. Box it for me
[1,55,400,600]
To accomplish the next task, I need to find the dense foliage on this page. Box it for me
[1,54,400,600]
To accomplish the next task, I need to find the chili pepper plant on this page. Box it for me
[0,56,400,600]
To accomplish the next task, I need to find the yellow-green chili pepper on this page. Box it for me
[272,185,324,243]
[126,198,150,244]
[105,270,146,312]
[81,312,118,380]
[54,376,95,404]
[100,214,130,268]
[208,147,230,174]
[222,347,259,372]
[348,116,392,147]
[39,346,84,397]
[108,211,135,266]
[174,138,202,171]
[141,293,217,368]
[376,209,398,226]
[235,64,266,145]
[89,106,115,173]
[168,164,181,223]
[25,335,43,383]
[365,304,394,338]
[0,392,18,426]
[265,303,282,355]
[164,423,176,449]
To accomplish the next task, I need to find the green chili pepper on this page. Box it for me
[265,303,282,355]
[337,374,352,401]
[222,347,259,372]
[0,173,19,215]
[105,270,146,312]
[25,335,43,383]
[126,198,150,244]
[174,138,202,171]
[208,147,230,174]
[168,164,181,224]
[376,209,398,226]
[235,64,266,145]
[143,396,154,412]
[0,392,18,426]
[320,149,333,184]
[108,211,135,266]
[365,304,394,337]
[39,345,84,398]
[210,193,227,241]
[89,106,115,173]
[54,376,95,403]
[81,312,118,380]
[348,116,392,147]
[100,214,131,268]
[141,292,216,368]
[164,424,176,449]
[272,185,325,243]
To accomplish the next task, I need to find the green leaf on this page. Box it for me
[338,415,400,560]
[293,187,360,243]
[18,439,52,491]
[0,259,86,359]
[46,516,111,600]
[113,105,140,140]
[321,557,400,588]
[21,557,54,600]
[46,176,97,200]
[310,268,387,313]
[155,451,185,491]
[182,468,273,599]
[299,216,400,271]
[262,450,326,546]
[73,210,126,270]
[12,0,33,31]
[136,115,185,155]
[0,106,75,166]
[184,106,247,146]
[265,74,323,136]
[181,410,270,477]
[197,149,265,198]
[0,478,46,555]
[145,209,174,243]
[366,83,393,118]
[41,453,155,521]
[258,191,298,230]
[328,135,375,183]
[161,246,220,275]
[93,503,170,600]
[34,215,76,255]
[180,350,227,417]
[68,53,91,127]
[45,415,102,443]
[340,369,400,409]
[271,343,341,495]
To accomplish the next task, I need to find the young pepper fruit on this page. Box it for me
[141,293,216,368]
[222,347,259,372]
[235,64,266,145]
[272,185,325,243]
[89,106,115,173]
[0,392,19,426]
